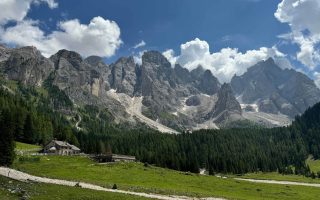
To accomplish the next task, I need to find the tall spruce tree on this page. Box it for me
[0,110,15,166]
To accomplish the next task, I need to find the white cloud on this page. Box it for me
[0,0,121,58]
[163,38,289,83]
[162,49,177,66]
[133,50,146,65]
[36,0,58,9]
[133,40,146,49]
[314,72,320,88]
[1,16,122,58]
[275,0,320,68]
[0,0,58,24]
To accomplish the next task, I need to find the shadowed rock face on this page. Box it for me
[231,58,320,118]
[0,44,11,62]
[186,95,201,106]
[50,50,94,90]
[109,56,137,96]
[197,70,220,95]
[1,46,54,86]
[84,56,105,66]
[206,83,242,123]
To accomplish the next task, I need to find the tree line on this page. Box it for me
[0,86,78,166]
[1,82,320,177]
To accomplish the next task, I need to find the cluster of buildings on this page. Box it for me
[43,140,80,155]
[43,139,135,162]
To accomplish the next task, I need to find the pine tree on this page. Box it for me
[23,114,34,143]
[0,110,15,166]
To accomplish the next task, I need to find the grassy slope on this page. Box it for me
[0,176,149,200]
[235,157,320,184]
[15,142,41,151]
[307,158,320,173]
[12,155,320,200]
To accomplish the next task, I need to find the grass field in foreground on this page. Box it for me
[12,155,320,200]
[0,176,149,200]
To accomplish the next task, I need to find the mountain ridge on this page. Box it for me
[1,45,319,132]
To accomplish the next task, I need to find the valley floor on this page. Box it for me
[0,167,222,200]
[3,154,320,200]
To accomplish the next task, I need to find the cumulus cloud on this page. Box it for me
[163,38,289,83]
[36,0,58,9]
[275,0,320,68]
[1,17,122,57]
[314,72,320,88]
[0,0,58,24]
[133,40,146,49]
[162,49,177,65]
[133,50,146,65]
[0,0,122,58]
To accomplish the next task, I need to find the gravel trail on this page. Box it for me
[235,178,320,187]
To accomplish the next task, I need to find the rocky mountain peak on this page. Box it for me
[109,56,137,96]
[52,49,83,66]
[198,69,220,95]
[231,57,320,118]
[50,49,89,72]
[0,46,54,86]
[84,56,105,66]
[190,65,205,79]
[216,83,241,113]
[205,83,242,123]
[142,51,171,67]
[0,44,7,50]
[174,64,192,84]
[0,44,11,62]
[116,56,135,65]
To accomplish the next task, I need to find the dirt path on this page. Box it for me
[75,114,82,131]
[0,167,223,200]
[235,178,320,188]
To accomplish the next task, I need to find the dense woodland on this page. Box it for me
[0,82,320,176]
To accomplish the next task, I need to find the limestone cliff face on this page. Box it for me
[50,50,109,100]
[1,46,54,86]
[109,57,137,96]
[231,58,320,118]
[207,83,242,123]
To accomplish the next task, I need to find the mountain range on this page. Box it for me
[1,45,319,132]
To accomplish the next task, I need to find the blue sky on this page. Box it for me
[0,0,319,85]
[26,0,288,59]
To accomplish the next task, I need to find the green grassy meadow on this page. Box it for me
[307,157,320,173]
[237,157,320,184]
[11,155,320,200]
[0,176,149,200]
[15,142,41,151]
